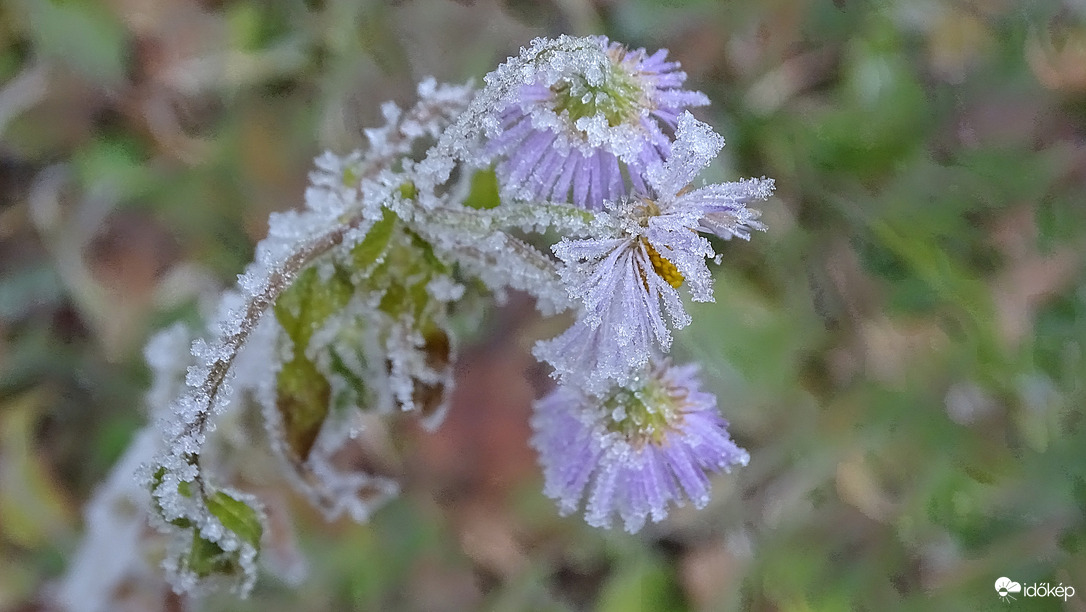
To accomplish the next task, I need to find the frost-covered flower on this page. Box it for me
[531,360,748,532]
[484,36,709,209]
[534,113,774,394]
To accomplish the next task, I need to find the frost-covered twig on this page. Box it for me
[147,208,377,595]
[182,213,367,492]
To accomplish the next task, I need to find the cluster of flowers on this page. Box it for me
[491,36,771,532]
[61,35,774,604]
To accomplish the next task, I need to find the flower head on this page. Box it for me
[484,36,709,209]
[534,113,774,393]
[531,360,748,532]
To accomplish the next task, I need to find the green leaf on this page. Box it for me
[397,181,417,201]
[273,260,357,460]
[187,530,238,578]
[271,211,410,460]
[463,168,501,210]
[274,265,354,351]
[276,354,331,460]
[207,491,263,548]
[350,208,398,271]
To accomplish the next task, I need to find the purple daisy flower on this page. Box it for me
[531,360,748,532]
[484,36,709,210]
[534,113,773,394]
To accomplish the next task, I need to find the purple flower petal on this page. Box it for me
[484,37,710,208]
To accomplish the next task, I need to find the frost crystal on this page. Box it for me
[531,360,749,532]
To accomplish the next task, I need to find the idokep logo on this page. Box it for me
[995,577,1022,602]
[995,577,1076,603]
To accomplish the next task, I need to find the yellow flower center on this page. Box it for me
[604,375,684,447]
[551,46,648,128]
[643,240,684,289]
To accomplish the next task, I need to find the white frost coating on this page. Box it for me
[383,312,455,429]
[405,202,613,315]
[59,322,278,610]
[210,79,476,536]
[361,77,475,193]
[259,216,462,517]
[643,112,725,199]
[430,200,608,238]
[144,139,388,595]
[427,274,465,302]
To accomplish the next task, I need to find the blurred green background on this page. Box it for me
[2,0,1085,610]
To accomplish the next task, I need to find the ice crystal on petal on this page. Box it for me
[644,113,774,243]
[482,36,709,209]
[536,113,774,391]
[531,360,748,532]
[534,236,688,394]
[417,36,609,194]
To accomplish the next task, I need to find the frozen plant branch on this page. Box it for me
[59,35,779,604]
